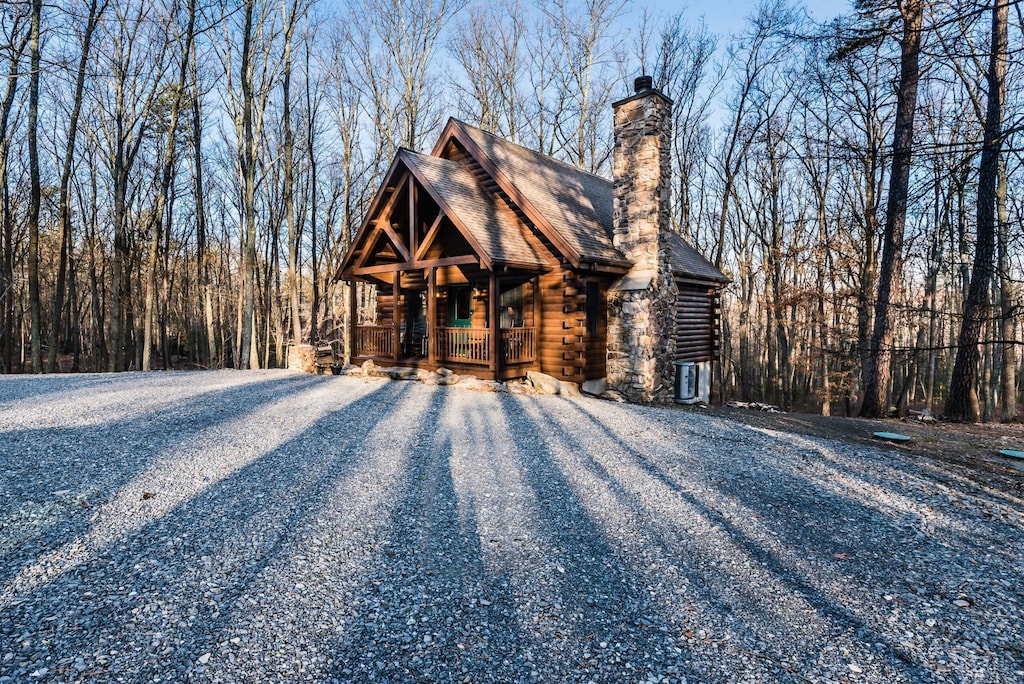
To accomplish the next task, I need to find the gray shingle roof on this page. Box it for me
[455,122,626,266]
[402,150,549,269]
[668,232,730,284]
[453,121,727,284]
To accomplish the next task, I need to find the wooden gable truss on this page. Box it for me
[341,171,480,287]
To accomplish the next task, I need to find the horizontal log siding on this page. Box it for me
[538,270,591,383]
[376,289,394,323]
[674,284,717,362]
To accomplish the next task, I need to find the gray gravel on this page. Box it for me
[1,370,1022,683]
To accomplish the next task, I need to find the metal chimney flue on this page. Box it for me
[633,75,654,93]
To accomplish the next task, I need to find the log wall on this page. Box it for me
[674,283,719,362]
[536,270,608,384]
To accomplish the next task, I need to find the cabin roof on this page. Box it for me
[668,233,731,284]
[401,149,548,269]
[452,121,625,267]
[340,119,728,285]
[449,120,727,284]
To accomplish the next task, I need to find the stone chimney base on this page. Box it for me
[606,271,677,403]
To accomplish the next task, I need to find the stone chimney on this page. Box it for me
[606,76,678,402]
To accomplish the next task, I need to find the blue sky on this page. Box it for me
[643,0,853,36]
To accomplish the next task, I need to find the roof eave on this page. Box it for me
[335,153,409,280]
[398,149,497,271]
[672,271,731,287]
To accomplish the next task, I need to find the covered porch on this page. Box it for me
[347,269,539,380]
[338,147,552,381]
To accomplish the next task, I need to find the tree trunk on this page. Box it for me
[997,161,1016,420]
[143,1,194,371]
[27,0,43,374]
[142,208,160,370]
[283,0,302,347]
[238,0,257,370]
[0,15,29,373]
[47,0,105,373]
[861,0,922,418]
[945,0,1006,422]
[191,50,215,367]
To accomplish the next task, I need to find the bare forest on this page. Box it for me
[1,0,1021,422]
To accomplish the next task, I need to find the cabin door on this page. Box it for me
[449,286,473,328]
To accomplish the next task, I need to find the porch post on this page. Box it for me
[532,276,542,371]
[347,280,358,363]
[489,270,500,378]
[393,271,402,362]
[409,181,417,255]
[427,267,437,365]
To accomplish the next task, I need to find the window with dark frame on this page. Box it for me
[585,280,599,334]
[500,284,524,328]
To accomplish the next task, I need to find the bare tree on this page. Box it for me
[282,0,304,348]
[346,0,466,154]
[946,0,1008,421]
[544,0,626,171]
[712,1,797,270]
[0,4,30,372]
[46,0,108,372]
[142,0,196,370]
[26,0,41,372]
[859,0,924,418]
[215,0,283,369]
[95,0,171,371]
[449,0,526,139]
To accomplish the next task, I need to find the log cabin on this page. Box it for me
[336,76,729,402]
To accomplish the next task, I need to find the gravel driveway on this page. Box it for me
[1,370,1022,683]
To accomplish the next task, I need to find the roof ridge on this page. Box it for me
[449,119,612,185]
[402,147,459,164]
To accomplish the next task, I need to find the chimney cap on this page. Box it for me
[613,75,673,108]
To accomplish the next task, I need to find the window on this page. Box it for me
[500,284,524,328]
[585,280,600,334]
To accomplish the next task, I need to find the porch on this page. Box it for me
[336,149,553,381]
[353,324,536,379]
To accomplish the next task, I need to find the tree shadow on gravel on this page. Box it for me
[328,388,688,684]
[562,399,988,682]
[737,424,1024,571]
[704,410,1024,537]
[658,410,1024,582]
[327,387,531,684]
[0,379,404,682]
[0,373,325,589]
[483,393,695,684]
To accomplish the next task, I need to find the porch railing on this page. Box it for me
[434,327,491,365]
[501,327,536,364]
[356,325,395,358]
[355,325,535,366]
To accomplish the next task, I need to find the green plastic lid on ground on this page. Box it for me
[998,449,1024,460]
[873,432,911,443]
